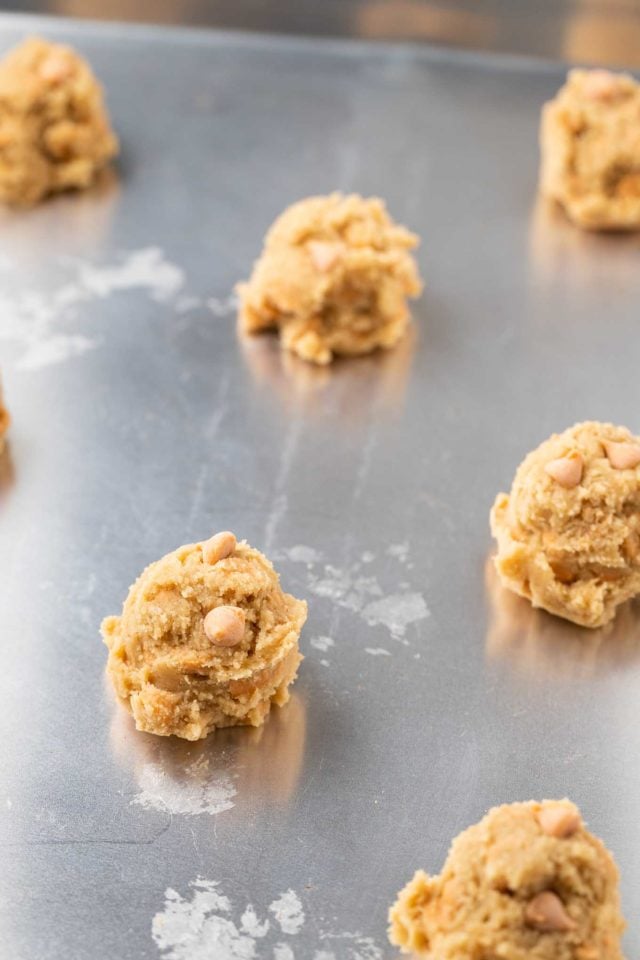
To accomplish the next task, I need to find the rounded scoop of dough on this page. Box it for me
[238,192,423,365]
[101,537,307,740]
[540,68,640,231]
[389,799,625,960]
[0,36,118,205]
[491,421,640,628]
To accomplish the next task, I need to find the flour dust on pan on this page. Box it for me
[0,246,228,371]
[276,544,429,650]
[151,877,382,959]
[131,755,236,817]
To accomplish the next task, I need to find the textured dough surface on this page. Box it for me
[238,193,423,364]
[0,36,118,205]
[540,69,640,230]
[491,421,640,628]
[0,376,9,452]
[389,800,625,960]
[102,539,307,740]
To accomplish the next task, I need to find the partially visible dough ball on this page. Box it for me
[0,36,118,205]
[238,193,423,365]
[540,69,640,230]
[0,375,9,452]
[389,800,625,960]
[491,421,640,628]
[101,532,307,741]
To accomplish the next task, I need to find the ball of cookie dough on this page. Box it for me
[0,36,118,205]
[0,375,9,452]
[491,422,640,628]
[101,532,307,740]
[238,193,423,365]
[389,799,625,960]
[540,69,640,230]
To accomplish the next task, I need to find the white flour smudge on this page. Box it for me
[132,757,236,816]
[273,945,295,960]
[310,636,334,652]
[282,544,428,643]
[0,247,189,370]
[152,878,260,960]
[239,906,270,938]
[207,292,239,317]
[285,545,322,565]
[364,647,391,657]
[361,593,429,640]
[152,879,380,960]
[17,334,98,371]
[268,891,305,935]
[73,247,184,301]
[321,933,383,960]
[387,542,409,563]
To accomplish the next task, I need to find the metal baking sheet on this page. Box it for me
[0,15,638,959]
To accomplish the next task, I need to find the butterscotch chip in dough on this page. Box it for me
[388,799,626,960]
[101,534,307,740]
[237,193,423,365]
[0,36,118,205]
[490,421,640,628]
[540,68,640,230]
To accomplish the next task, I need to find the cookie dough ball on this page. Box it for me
[0,36,118,205]
[540,69,640,230]
[101,532,307,740]
[238,193,423,365]
[389,800,625,960]
[491,422,640,628]
[0,376,9,452]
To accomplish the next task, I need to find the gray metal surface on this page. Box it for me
[0,16,638,960]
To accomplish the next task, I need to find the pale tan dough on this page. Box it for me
[540,68,640,230]
[101,534,307,741]
[0,36,118,205]
[389,799,626,960]
[0,375,9,453]
[238,193,423,365]
[491,421,640,628]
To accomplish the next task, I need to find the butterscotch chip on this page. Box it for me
[538,802,581,838]
[201,530,237,565]
[604,440,640,470]
[203,605,245,646]
[307,240,344,272]
[38,53,73,84]
[491,421,640,627]
[582,69,623,102]
[525,891,576,932]
[0,36,118,205]
[545,452,583,487]
[238,193,423,365]
[101,537,307,740]
[388,799,625,959]
[540,68,640,230]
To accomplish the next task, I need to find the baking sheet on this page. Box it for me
[0,15,638,959]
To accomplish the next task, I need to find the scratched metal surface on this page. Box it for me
[0,15,639,960]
